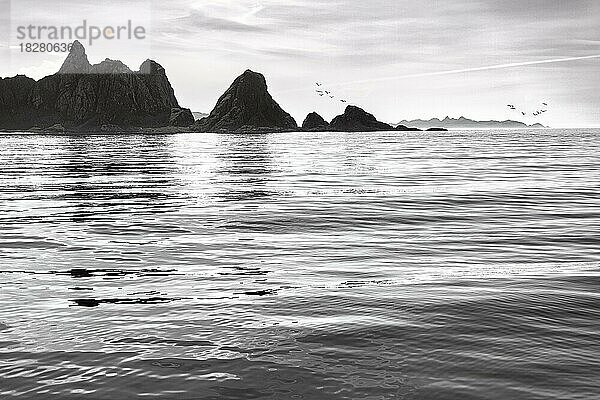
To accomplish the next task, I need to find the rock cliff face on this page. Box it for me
[170,108,195,127]
[194,70,297,133]
[329,106,393,132]
[0,40,192,131]
[0,75,38,129]
[302,112,329,130]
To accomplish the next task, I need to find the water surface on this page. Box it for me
[1,130,599,399]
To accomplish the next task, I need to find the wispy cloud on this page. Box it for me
[1,0,599,127]
[330,54,600,87]
[175,9,269,33]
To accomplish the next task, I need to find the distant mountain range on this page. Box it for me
[396,117,546,130]
[192,112,208,121]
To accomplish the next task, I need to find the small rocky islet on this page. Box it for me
[0,41,444,133]
[192,69,297,133]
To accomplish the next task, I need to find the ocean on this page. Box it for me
[0,129,599,399]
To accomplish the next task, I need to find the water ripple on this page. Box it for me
[0,130,599,399]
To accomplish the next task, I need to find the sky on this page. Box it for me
[1,0,599,127]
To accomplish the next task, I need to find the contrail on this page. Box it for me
[278,54,600,93]
[329,54,600,88]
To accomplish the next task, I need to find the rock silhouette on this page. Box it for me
[395,124,421,132]
[0,40,192,131]
[329,106,394,132]
[170,108,195,127]
[302,112,329,130]
[1,47,547,134]
[193,70,297,133]
[58,41,91,74]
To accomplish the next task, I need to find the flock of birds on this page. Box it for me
[507,102,549,117]
[315,82,348,103]
[312,81,550,119]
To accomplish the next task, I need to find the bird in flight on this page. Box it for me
[340,99,347,103]
[316,83,322,87]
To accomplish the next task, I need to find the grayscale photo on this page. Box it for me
[1,1,599,399]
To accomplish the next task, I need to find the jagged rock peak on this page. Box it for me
[302,112,329,130]
[90,58,132,74]
[194,69,297,133]
[330,105,393,132]
[139,59,166,75]
[58,40,91,74]
[58,41,134,75]
[1,40,189,130]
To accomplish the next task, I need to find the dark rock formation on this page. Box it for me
[0,75,37,129]
[395,124,421,132]
[0,40,192,131]
[170,108,195,127]
[329,106,394,132]
[302,112,329,130]
[58,41,91,74]
[90,59,133,74]
[194,69,297,133]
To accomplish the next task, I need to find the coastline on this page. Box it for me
[0,127,577,136]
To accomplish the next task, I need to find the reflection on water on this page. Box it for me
[214,134,278,202]
[0,130,600,399]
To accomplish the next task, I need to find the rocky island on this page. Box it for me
[0,41,193,132]
[300,107,428,132]
[193,69,297,133]
[302,112,330,131]
[192,70,420,133]
[2,42,538,134]
[328,105,394,132]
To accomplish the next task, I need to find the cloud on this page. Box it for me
[147,0,600,127]
[332,54,600,88]
[1,0,599,126]
[176,10,270,33]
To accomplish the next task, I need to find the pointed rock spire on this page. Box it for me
[58,40,91,74]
